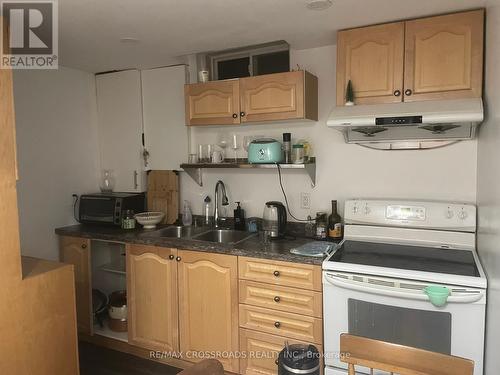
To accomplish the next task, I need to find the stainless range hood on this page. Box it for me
[327,98,483,150]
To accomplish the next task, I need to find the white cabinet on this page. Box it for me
[96,70,146,192]
[141,65,188,170]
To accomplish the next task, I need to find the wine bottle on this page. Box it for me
[328,200,342,240]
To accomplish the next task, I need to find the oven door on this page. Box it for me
[323,271,485,375]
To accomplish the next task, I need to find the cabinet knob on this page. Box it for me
[273,270,280,277]
[405,89,413,96]
[275,359,279,365]
[274,296,281,303]
[232,113,238,118]
[240,111,246,117]
[81,244,87,249]
[176,256,181,262]
[274,321,281,328]
[169,255,175,260]
[393,90,401,97]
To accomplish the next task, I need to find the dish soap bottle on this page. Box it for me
[203,196,212,226]
[182,200,193,226]
[234,202,245,230]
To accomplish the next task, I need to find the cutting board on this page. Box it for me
[147,170,179,224]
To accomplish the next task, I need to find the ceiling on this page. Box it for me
[59,0,487,73]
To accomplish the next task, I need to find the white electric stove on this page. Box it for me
[322,200,487,375]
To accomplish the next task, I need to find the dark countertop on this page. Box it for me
[55,224,329,265]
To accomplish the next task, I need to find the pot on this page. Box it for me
[108,290,127,320]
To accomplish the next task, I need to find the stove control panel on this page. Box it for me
[345,199,476,232]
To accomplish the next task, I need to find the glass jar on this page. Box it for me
[292,144,305,164]
[315,212,327,240]
[122,210,136,230]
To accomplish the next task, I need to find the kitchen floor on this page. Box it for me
[79,341,181,375]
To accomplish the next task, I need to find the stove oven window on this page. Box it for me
[348,299,452,354]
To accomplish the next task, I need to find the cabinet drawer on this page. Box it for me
[239,280,322,318]
[239,305,322,344]
[239,329,323,375]
[238,257,322,291]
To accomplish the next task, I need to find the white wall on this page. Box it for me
[477,2,500,374]
[14,67,100,261]
[181,44,477,218]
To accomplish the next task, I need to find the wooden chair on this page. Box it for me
[340,334,474,375]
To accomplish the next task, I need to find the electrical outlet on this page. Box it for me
[300,192,311,209]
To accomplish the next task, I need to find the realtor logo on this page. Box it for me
[1,0,58,69]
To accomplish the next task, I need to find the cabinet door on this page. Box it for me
[96,70,145,192]
[127,245,179,352]
[184,80,240,125]
[59,236,92,335]
[240,71,305,122]
[404,10,484,102]
[239,329,324,375]
[336,22,404,105]
[141,66,188,170]
[178,250,239,373]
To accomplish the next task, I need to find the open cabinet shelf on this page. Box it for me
[180,158,316,187]
[93,318,128,343]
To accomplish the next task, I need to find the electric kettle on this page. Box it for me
[263,201,287,239]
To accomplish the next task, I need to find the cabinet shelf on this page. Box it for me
[100,260,126,275]
[180,158,316,187]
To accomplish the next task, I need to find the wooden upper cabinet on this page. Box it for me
[240,71,318,122]
[404,9,484,101]
[336,22,405,105]
[127,245,179,352]
[184,80,240,125]
[59,236,92,335]
[178,250,239,373]
[336,10,484,105]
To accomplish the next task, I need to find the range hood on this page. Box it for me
[327,98,483,150]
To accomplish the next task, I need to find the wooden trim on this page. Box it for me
[340,334,473,375]
[304,71,318,121]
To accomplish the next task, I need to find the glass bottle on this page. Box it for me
[328,200,343,240]
[315,212,327,240]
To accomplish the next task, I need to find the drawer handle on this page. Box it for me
[274,321,281,328]
[169,255,175,260]
[274,296,281,303]
[273,270,280,277]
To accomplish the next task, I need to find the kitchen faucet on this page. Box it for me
[214,180,229,228]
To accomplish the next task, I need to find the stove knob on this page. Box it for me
[364,205,371,215]
[445,209,454,219]
[458,210,468,220]
[353,205,359,214]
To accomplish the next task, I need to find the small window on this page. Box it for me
[217,57,250,80]
[208,41,290,81]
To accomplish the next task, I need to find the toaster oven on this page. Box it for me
[78,192,146,226]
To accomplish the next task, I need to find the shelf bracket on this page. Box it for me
[304,162,316,188]
[183,167,203,187]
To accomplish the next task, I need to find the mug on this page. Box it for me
[211,150,224,164]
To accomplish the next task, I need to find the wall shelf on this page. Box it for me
[180,158,316,187]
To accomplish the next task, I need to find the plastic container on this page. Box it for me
[182,200,193,226]
[424,285,451,307]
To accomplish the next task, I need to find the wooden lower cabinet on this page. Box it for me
[59,235,92,335]
[240,329,323,375]
[127,245,179,352]
[178,250,239,373]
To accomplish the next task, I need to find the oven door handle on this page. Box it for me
[324,273,485,304]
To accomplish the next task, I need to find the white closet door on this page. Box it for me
[141,65,188,170]
[96,70,145,192]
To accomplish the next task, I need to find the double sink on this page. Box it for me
[144,225,257,245]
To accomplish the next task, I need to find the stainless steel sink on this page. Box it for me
[192,229,256,244]
[144,225,207,239]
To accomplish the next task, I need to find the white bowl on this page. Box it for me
[134,211,165,229]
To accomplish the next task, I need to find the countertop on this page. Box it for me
[55,224,331,265]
